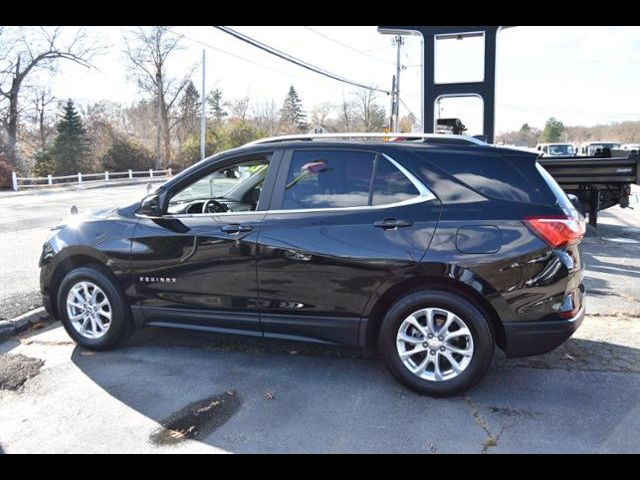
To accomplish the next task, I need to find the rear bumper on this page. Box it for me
[502,306,585,358]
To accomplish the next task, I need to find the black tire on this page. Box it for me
[57,265,133,350]
[379,289,494,397]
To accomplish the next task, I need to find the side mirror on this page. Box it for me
[138,194,163,218]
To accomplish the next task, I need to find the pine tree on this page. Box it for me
[540,117,565,143]
[51,99,90,175]
[177,80,201,143]
[280,85,307,131]
[207,88,227,124]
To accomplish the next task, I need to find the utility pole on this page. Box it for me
[389,75,396,132]
[200,49,206,160]
[155,71,163,169]
[391,35,404,132]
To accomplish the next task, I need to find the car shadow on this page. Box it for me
[496,337,640,374]
[581,220,640,294]
[69,325,640,452]
[584,255,640,280]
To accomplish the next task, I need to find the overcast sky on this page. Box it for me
[45,26,640,136]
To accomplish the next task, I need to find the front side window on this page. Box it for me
[282,150,424,210]
[168,158,270,214]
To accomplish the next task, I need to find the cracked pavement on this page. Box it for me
[0,185,638,453]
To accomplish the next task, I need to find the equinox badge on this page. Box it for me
[139,276,177,283]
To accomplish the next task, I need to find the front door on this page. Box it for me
[131,153,278,334]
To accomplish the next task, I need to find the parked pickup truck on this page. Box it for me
[580,141,621,156]
[538,149,640,226]
[621,143,640,152]
[536,143,577,157]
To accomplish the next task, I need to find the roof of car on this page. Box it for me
[235,132,507,154]
[238,139,535,160]
[246,132,487,146]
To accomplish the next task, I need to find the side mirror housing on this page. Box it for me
[138,194,163,218]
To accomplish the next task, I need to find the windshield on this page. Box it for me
[588,143,620,154]
[548,144,574,156]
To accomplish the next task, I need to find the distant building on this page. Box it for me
[308,124,337,134]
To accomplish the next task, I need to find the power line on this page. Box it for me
[166,28,307,81]
[213,26,391,95]
[302,26,396,65]
[170,28,373,98]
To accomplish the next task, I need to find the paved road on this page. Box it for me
[0,183,164,320]
[0,185,639,453]
[0,319,638,453]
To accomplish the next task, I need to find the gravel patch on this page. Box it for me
[0,354,44,391]
[0,291,43,321]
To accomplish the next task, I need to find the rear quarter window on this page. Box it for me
[432,155,533,203]
[536,162,575,212]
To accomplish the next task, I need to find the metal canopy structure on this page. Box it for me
[378,26,508,144]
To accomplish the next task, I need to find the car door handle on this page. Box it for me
[221,224,253,234]
[374,218,414,229]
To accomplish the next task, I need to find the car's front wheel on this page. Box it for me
[379,289,495,397]
[57,265,132,350]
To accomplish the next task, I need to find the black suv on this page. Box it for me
[40,134,586,396]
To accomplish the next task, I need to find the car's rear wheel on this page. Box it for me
[57,266,132,350]
[379,289,494,397]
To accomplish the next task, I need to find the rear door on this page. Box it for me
[255,147,442,345]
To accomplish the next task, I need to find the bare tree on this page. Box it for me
[252,99,279,136]
[31,88,56,152]
[226,96,250,122]
[399,114,417,133]
[310,102,333,128]
[353,89,387,132]
[0,26,101,169]
[124,26,192,168]
[337,94,355,132]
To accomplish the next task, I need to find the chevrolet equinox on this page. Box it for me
[40,134,586,396]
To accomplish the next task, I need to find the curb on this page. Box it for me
[0,308,53,341]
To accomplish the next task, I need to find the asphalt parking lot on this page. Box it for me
[0,185,639,453]
[0,182,165,320]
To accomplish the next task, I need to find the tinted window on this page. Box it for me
[371,157,420,206]
[283,150,375,209]
[434,156,532,203]
[536,162,575,212]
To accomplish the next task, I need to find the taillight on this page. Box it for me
[523,215,586,248]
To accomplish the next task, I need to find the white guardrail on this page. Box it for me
[11,168,172,192]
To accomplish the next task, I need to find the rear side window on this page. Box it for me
[281,150,423,210]
[432,155,533,203]
[536,162,575,212]
[283,150,375,209]
[371,156,420,206]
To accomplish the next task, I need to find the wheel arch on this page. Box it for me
[47,252,111,319]
[362,274,506,353]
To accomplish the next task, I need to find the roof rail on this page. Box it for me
[246,132,487,146]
